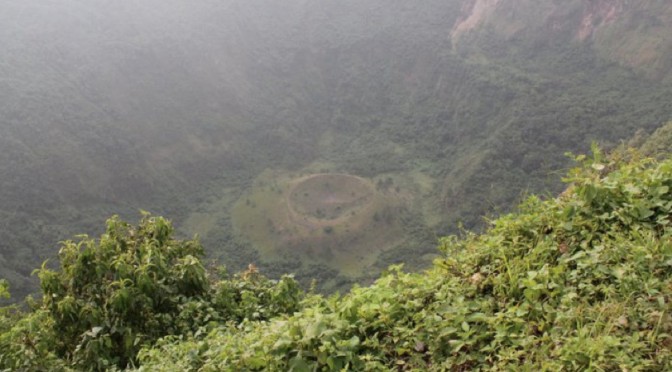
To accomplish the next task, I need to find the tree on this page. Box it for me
[0,214,304,370]
[36,213,209,369]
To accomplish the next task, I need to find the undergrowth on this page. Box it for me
[136,147,672,370]
[4,146,672,370]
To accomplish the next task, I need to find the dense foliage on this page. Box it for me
[640,121,672,158]
[134,149,672,370]
[3,148,672,369]
[3,0,672,299]
[0,215,303,370]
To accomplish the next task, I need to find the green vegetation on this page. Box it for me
[4,148,672,369]
[4,2,672,369]
[138,149,672,370]
[231,171,406,275]
[3,0,672,304]
[640,122,672,157]
[0,215,303,370]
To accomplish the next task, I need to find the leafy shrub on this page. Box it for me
[138,149,672,370]
[0,281,67,371]
[34,214,210,369]
[6,148,672,370]
[0,214,304,370]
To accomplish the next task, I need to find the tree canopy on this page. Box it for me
[0,214,303,370]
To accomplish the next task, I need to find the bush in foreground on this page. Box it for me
[138,149,672,370]
[4,148,672,370]
[0,214,303,370]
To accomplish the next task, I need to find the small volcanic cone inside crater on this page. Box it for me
[233,171,404,275]
[288,174,375,222]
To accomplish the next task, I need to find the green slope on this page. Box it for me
[2,0,672,298]
[4,147,672,370]
[136,149,672,371]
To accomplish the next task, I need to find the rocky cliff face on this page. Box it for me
[452,0,672,79]
[575,0,624,41]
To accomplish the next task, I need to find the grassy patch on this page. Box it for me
[232,170,407,276]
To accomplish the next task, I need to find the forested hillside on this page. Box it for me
[4,148,672,370]
[2,0,672,298]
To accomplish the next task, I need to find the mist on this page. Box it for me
[1,0,671,298]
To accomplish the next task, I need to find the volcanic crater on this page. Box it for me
[288,174,375,224]
[232,171,406,274]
